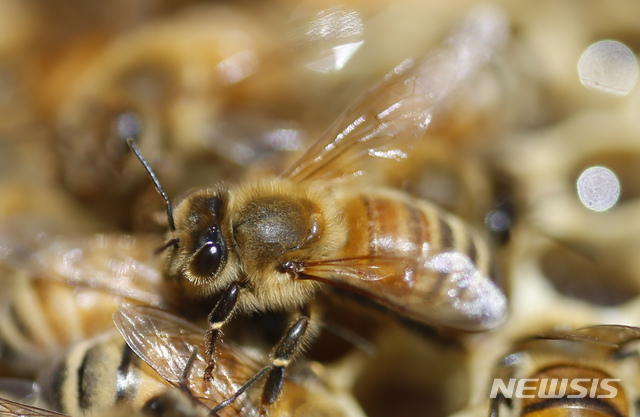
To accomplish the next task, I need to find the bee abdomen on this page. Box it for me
[39,333,167,416]
[340,190,491,275]
[0,278,118,358]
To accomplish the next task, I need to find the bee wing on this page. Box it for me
[0,379,39,405]
[113,304,261,414]
[297,251,507,331]
[539,325,640,348]
[1,233,168,308]
[282,6,508,183]
[0,397,69,417]
[113,304,206,385]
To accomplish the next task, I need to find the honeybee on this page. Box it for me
[489,325,640,417]
[0,231,170,374]
[126,6,510,410]
[49,3,309,231]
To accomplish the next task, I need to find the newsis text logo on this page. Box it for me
[490,378,621,399]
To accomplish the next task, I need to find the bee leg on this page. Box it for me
[178,346,200,404]
[204,282,241,380]
[259,313,311,413]
[209,366,272,416]
[209,312,312,417]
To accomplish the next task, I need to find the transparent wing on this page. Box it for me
[113,304,204,385]
[296,250,507,331]
[0,379,39,405]
[282,6,508,183]
[0,233,168,308]
[113,304,261,414]
[0,398,68,417]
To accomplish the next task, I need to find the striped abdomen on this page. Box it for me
[312,188,505,331]
[0,277,121,359]
[0,234,166,369]
[38,332,168,416]
[338,188,491,276]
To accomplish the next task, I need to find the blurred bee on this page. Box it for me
[0,392,210,417]
[0,231,171,374]
[489,325,640,417]
[49,4,307,231]
[0,371,199,417]
[0,374,227,417]
[126,6,510,411]
[37,330,173,416]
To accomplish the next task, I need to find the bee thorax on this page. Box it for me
[233,196,318,265]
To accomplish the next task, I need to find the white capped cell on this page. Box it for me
[576,166,621,211]
[578,40,638,96]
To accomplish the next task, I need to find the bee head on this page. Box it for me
[119,114,229,288]
[167,189,229,286]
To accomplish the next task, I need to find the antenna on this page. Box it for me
[117,113,176,231]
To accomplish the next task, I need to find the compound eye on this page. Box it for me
[190,226,227,279]
[192,242,222,277]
